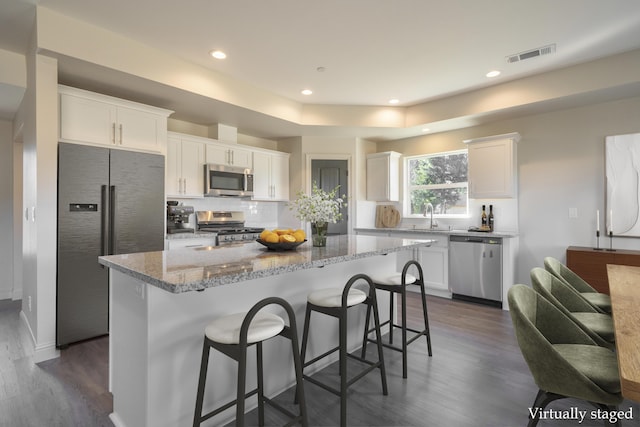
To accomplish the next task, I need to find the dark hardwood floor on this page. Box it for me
[1,294,638,426]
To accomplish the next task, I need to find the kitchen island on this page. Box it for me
[98,234,432,427]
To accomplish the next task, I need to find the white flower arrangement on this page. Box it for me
[289,182,345,224]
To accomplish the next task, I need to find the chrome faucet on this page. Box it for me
[424,202,437,229]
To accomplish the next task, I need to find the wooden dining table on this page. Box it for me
[606,264,640,403]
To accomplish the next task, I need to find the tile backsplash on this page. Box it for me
[167,197,282,229]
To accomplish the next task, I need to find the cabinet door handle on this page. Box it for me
[112,123,116,144]
[119,124,123,145]
[183,178,187,194]
[231,150,234,165]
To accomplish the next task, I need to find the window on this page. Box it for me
[404,150,468,217]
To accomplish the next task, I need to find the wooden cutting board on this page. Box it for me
[376,205,401,228]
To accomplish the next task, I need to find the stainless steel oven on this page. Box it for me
[205,164,253,197]
[195,211,263,245]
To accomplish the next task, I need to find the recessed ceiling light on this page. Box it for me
[422,128,430,132]
[210,50,227,59]
[389,99,400,104]
[301,89,313,95]
[486,70,501,78]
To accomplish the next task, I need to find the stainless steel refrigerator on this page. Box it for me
[57,142,165,347]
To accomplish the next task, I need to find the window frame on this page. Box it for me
[403,149,470,218]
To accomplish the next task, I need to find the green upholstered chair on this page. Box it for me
[544,257,612,313]
[530,268,615,350]
[508,284,622,427]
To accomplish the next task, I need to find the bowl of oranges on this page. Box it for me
[257,228,307,251]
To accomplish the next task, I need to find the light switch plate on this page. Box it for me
[568,207,578,219]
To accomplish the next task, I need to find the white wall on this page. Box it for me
[0,120,14,300]
[379,96,640,287]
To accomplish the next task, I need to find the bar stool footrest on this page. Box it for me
[199,388,259,423]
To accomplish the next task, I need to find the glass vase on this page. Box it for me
[311,222,328,247]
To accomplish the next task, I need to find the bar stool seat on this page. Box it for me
[299,274,387,427]
[369,273,417,286]
[205,312,285,344]
[193,297,308,427]
[362,260,432,379]
[307,288,367,307]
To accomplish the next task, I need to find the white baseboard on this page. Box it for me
[19,310,60,363]
[109,412,127,427]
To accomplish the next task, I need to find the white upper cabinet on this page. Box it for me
[205,142,253,169]
[366,151,401,201]
[166,133,206,198]
[252,150,290,201]
[59,85,173,153]
[465,132,520,199]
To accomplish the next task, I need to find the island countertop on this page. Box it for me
[98,234,433,294]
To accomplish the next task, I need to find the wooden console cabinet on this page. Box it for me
[566,246,640,295]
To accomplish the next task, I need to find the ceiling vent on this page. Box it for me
[506,44,556,64]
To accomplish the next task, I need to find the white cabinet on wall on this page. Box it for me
[367,151,401,202]
[205,142,252,168]
[166,133,205,198]
[252,150,290,201]
[59,85,173,153]
[465,132,520,199]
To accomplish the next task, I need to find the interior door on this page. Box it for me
[311,159,348,235]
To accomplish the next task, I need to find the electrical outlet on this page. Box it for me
[569,207,578,219]
[28,295,32,312]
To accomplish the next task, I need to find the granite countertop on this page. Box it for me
[99,234,434,294]
[354,227,518,238]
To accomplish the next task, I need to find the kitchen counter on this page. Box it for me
[100,235,433,293]
[99,235,432,427]
[354,226,518,238]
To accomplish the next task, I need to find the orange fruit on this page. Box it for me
[292,230,306,242]
[279,234,296,243]
[264,232,280,243]
[260,230,272,240]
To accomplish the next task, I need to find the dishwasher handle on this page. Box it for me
[450,235,502,244]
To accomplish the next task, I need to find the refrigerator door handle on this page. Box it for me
[109,185,117,255]
[100,185,109,266]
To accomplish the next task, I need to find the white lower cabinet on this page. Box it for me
[390,232,451,298]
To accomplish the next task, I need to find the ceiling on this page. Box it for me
[2,0,640,140]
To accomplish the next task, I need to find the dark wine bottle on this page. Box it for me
[481,205,487,227]
[488,205,494,231]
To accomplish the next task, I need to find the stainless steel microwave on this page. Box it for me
[204,164,253,197]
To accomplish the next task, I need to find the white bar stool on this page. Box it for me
[298,274,387,427]
[362,260,432,378]
[193,297,308,427]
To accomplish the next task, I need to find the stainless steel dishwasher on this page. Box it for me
[449,235,503,307]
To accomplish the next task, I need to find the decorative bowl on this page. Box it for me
[256,239,306,251]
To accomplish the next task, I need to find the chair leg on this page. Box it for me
[527,389,564,427]
[401,286,408,379]
[288,325,308,427]
[418,281,433,356]
[295,305,312,405]
[339,309,348,427]
[193,337,211,427]
[371,296,388,396]
[236,341,248,427]
[257,342,265,427]
[388,292,395,345]
[360,300,372,358]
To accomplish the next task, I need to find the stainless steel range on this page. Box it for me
[195,211,264,245]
